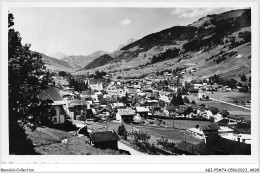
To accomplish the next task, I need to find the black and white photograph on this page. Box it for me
[1,1,260,172]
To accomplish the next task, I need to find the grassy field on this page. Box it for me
[26,127,74,146]
[35,136,128,155]
[72,42,251,82]
[83,120,203,145]
[206,91,251,103]
[160,119,210,129]
[86,119,209,132]
[185,94,251,120]
[136,126,202,145]
[28,120,207,155]
[85,121,139,133]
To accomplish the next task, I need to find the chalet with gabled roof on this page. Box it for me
[193,135,251,155]
[89,130,120,150]
[38,86,67,124]
[116,108,136,123]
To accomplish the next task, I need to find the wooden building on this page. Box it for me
[89,131,120,150]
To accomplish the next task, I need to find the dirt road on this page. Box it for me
[117,142,146,155]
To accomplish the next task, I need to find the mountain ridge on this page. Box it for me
[49,52,68,60]
[39,53,76,72]
[117,38,137,50]
[61,50,109,69]
[75,8,251,81]
[83,54,113,70]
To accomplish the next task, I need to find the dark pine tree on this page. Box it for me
[176,89,184,105]
[170,93,178,106]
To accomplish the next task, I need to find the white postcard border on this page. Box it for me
[1,1,259,171]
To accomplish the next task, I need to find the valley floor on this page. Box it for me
[185,91,251,120]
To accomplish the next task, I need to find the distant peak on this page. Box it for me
[126,38,137,44]
[117,38,137,50]
[89,50,109,57]
[49,52,68,59]
[189,16,212,28]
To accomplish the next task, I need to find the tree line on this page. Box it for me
[68,78,89,92]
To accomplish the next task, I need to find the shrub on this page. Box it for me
[209,116,215,122]
[183,96,190,103]
[158,100,166,107]
[156,136,175,154]
[209,107,219,115]
[241,74,247,82]
[185,106,193,115]
[131,130,151,146]
[221,110,229,117]
[58,71,71,77]
[237,82,243,87]
[239,84,249,93]
[118,124,128,140]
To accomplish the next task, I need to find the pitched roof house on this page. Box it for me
[193,135,251,155]
[201,123,220,134]
[89,131,120,150]
[68,99,88,107]
[136,106,150,113]
[111,103,125,109]
[96,105,113,115]
[175,141,195,155]
[136,106,150,118]
[39,86,63,101]
[116,108,136,123]
[188,123,221,140]
[38,86,67,124]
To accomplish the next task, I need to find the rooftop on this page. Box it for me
[39,86,62,101]
[136,106,150,112]
[201,123,220,131]
[117,108,136,115]
[90,131,120,143]
[69,99,88,106]
[194,135,251,155]
[112,103,125,107]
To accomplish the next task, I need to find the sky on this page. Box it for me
[10,7,236,56]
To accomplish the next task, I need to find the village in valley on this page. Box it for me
[8,7,252,156]
[34,67,251,155]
